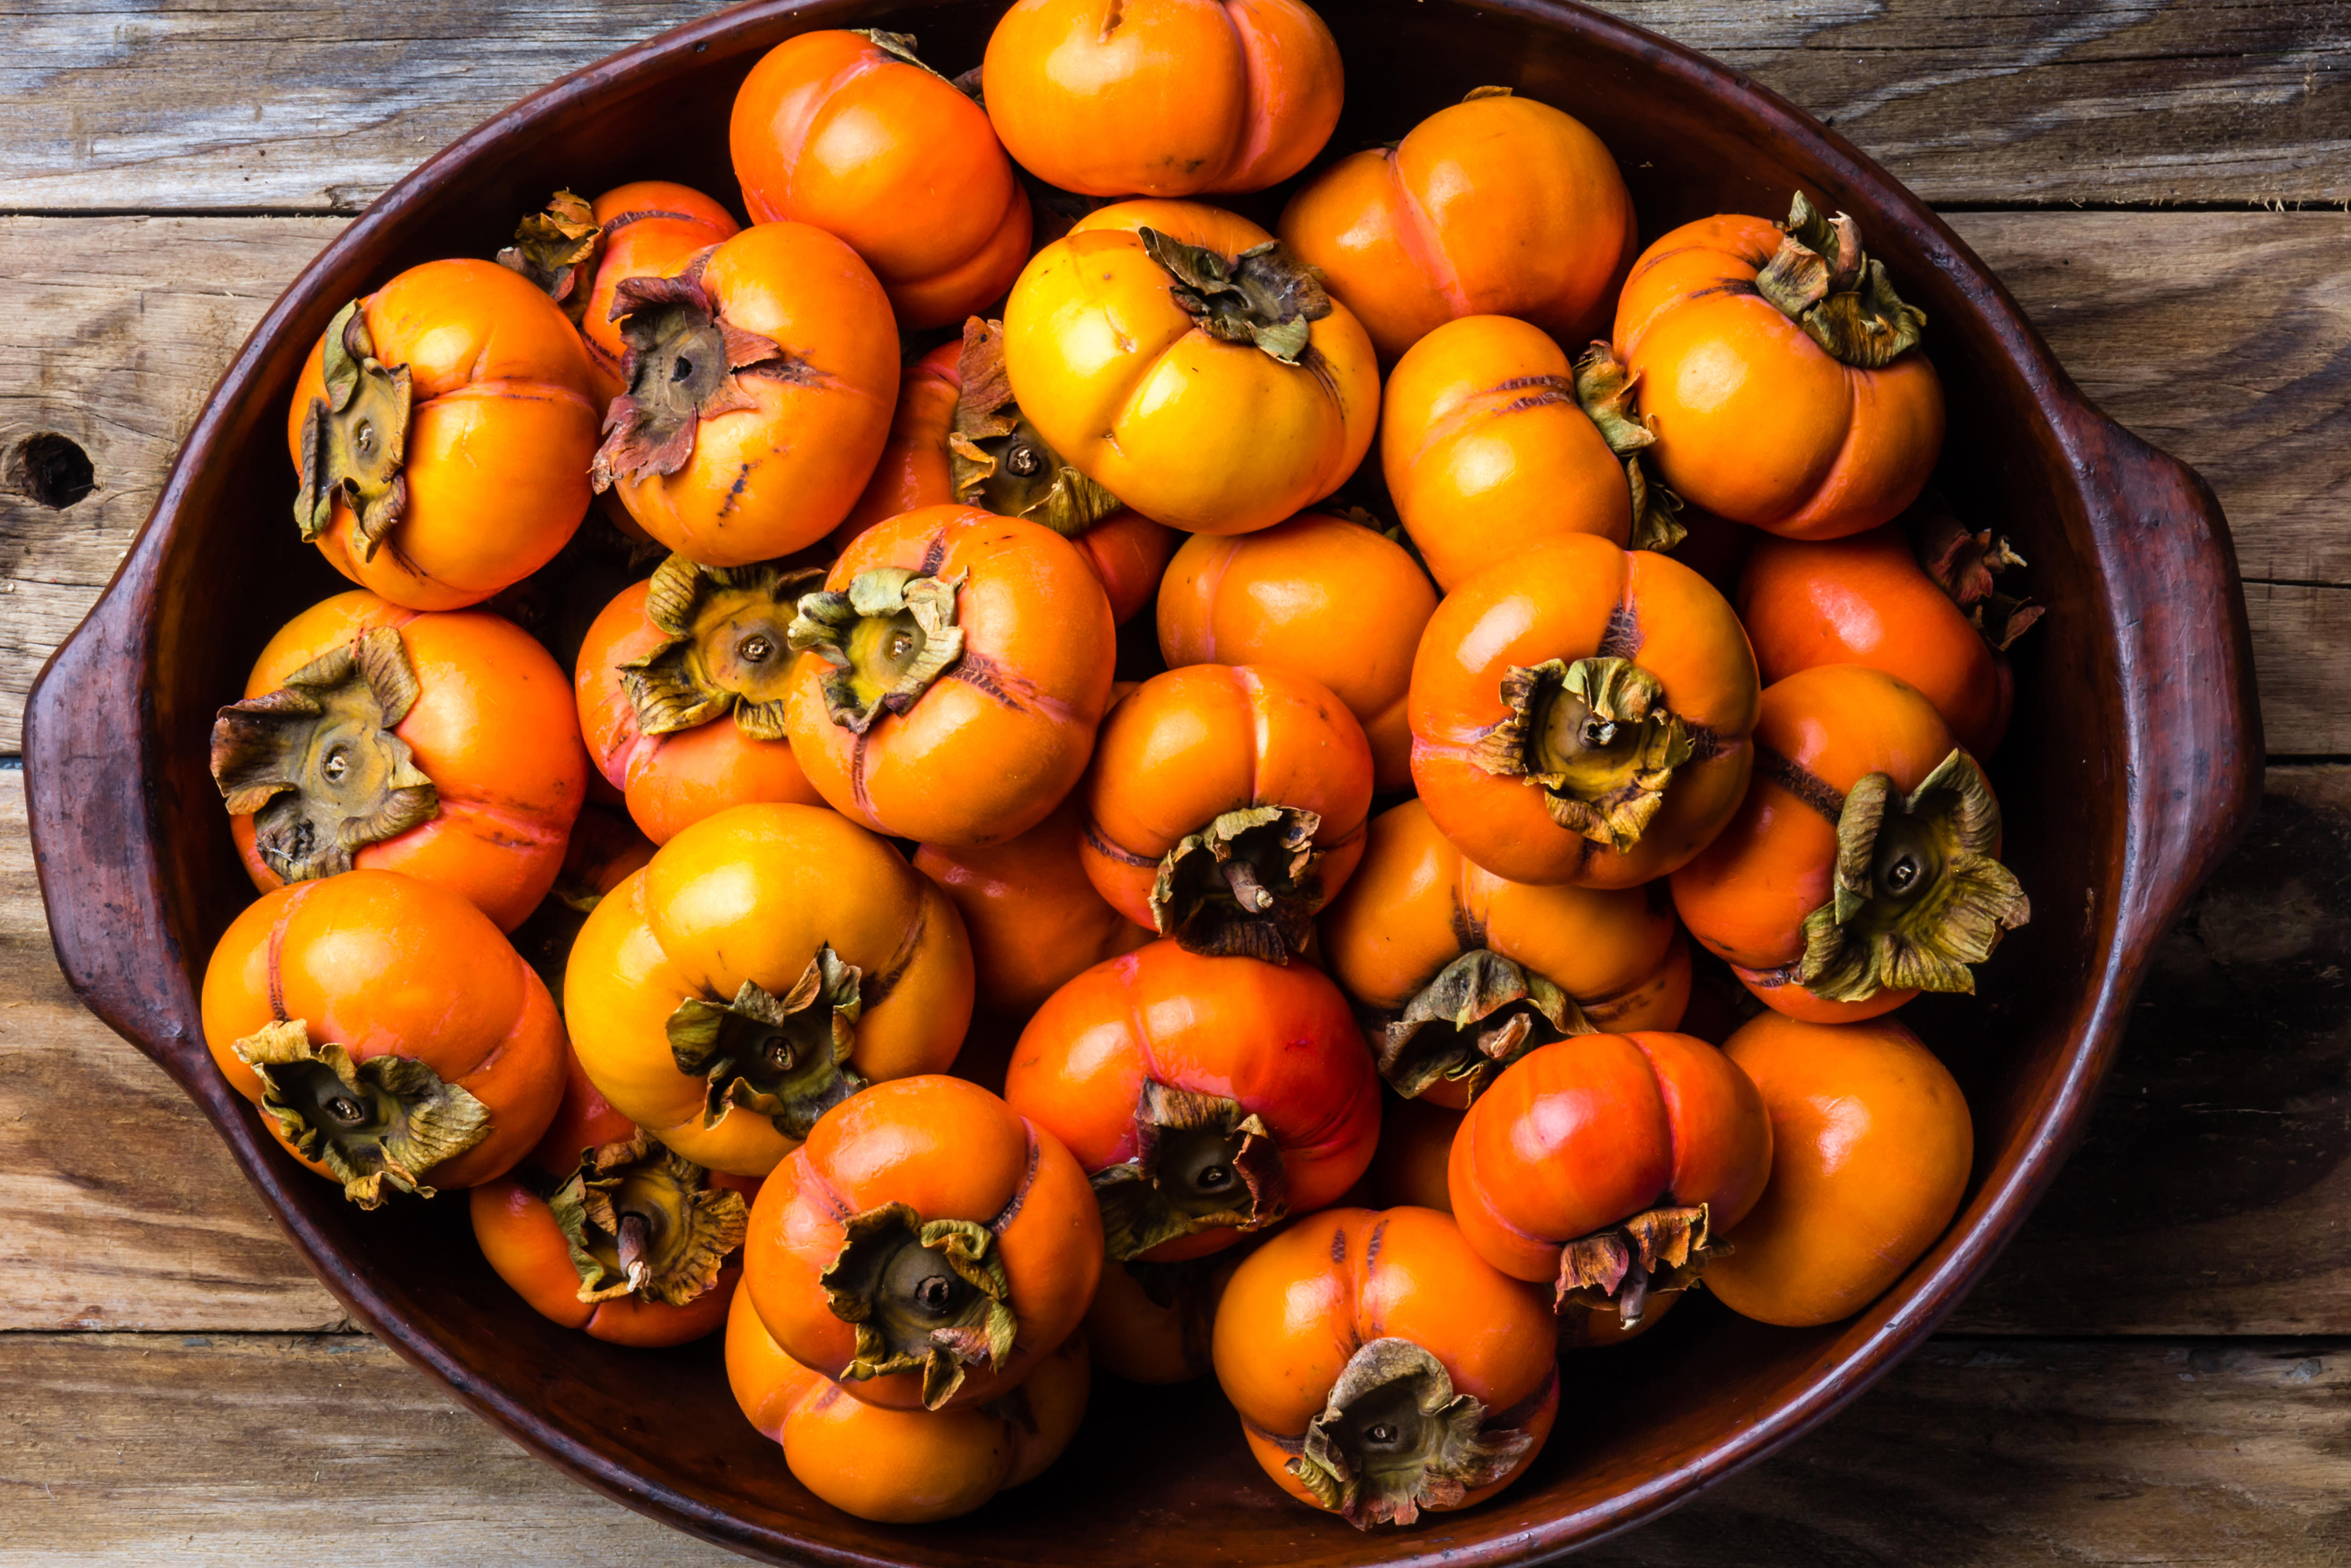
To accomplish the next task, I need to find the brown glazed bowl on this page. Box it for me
[25,1,2259,1562]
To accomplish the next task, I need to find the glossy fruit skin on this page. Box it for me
[230,591,589,932]
[608,221,900,566]
[1004,940,1384,1261]
[1279,93,1637,363]
[468,1179,740,1348]
[1004,200,1380,537]
[1739,525,2006,756]
[727,1288,1090,1523]
[981,0,1343,197]
[574,577,825,847]
[1322,799,1693,1107]
[201,869,566,1192]
[1709,1012,1974,1327]
[914,798,1153,1019]
[1079,663,1376,932]
[1213,1207,1559,1517]
[784,504,1119,846]
[1409,532,1761,887]
[286,258,601,611]
[1380,315,1633,590]
[1157,512,1438,793]
[732,31,1032,329]
[743,1075,1102,1410]
[1448,1030,1773,1286]
[1614,214,1945,540]
[1670,664,1972,1020]
[577,182,742,405]
[565,803,974,1175]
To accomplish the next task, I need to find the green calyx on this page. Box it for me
[1138,227,1332,365]
[1573,341,1686,554]
[665,946,865,1142]
[946,317,1123,538]
[1092,1081,1287,1263]
[1472,657,1694,851]
[1754,192,1927,370]
[496,190,604,323]
[209,626,438,883]
[620,552,826,741]
[820,1201,1019,1409]
[1797,747,2032,1002]
[233,1019,489,1209]
[787,566,968,733]
[1287,1337,1538,1531]
[546,1132,749,1305]
[1555,1202,1715,1327]
[294,299,413,553]
[1148,805,1323,963]
[1374,950,1591,1103]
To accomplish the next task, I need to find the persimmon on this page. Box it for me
[565,803,974,1176]
[1670,664,2031,1020]
[1004,939,1381,1263]
[1614,193,1945,540]
[574,556,828,846]
[834,321,1180,623]
[591,221,899,566]
[981,0,1342,197]
[913,798,1153,1018]
[731,30,1031,329]
[1157,511,1437,793]
[1447,1030,1771,1325]
[1004,200,1380,537]
[1280,88,1637,362]
[728,1289,1091,1522]
[1381,316,1684,589]
[1322,800,1691,1106]
[1079,664,1374,960]
[210,591,588,932]
[1085,1251,1246,1384]
[1213,1207,1558,1529]
[1409,532,1758,888]
[782,503,1117,846]
[200,869,565,1207]
[285,258,601,611]
[743,1075,1101,1411]
[1709,1012,1974,1328]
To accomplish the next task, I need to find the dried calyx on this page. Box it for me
[295,299,412,553]
[1148,805,1324,962]
[621,553,826,740]
[232,1020,488,1208]
[1472,657,1694,850]
[1798,747,2032,1002]
[820,1200,1019,1409]
[665,946,866,1142]
[1555,1202,1715,1326]
[786,566,968,732]
[1574,343,1686,554]
[545,1131,748,1305]
[1754,192,1927,370]
[496,190,604,323]
[1374,950,1591,1103]
[1287,1338,1539,1530]
[209,627,438,883]
[1138,227,1332,365]
[1092,1082,1287,1262]
[592,258,803,490]
[947,318,1122,537]
[1909,497,2046,651]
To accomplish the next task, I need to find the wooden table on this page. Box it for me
[4,2,2348,1561]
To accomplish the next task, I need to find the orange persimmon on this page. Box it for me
[1670,664,2030,1021]
[732,30,1031,329]
[565,803,973,1176]
[1322,800,1691,1106]
[1079,663,1374,960]
[981,0,1342,197]
[210,591,589,932]
[1614,193,1945,540]
[1448,1030,1771,1325]
[1213,1207,1559,1529]
[286,258,601,611]
[1004,939,1382,1263]
[1156,510,1437,792]
[1280,89,1637,362]
[743,1075,1102,1411]
[1085,1250,1248,1385]
[200,869,566,1207]
[783,503,1117,846]
[1409,532,1758,888]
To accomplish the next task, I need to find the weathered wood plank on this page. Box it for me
[5,0,2346,213]
[0,1330,2343,1566]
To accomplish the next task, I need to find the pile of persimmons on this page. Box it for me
[195,0,2036,1531]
